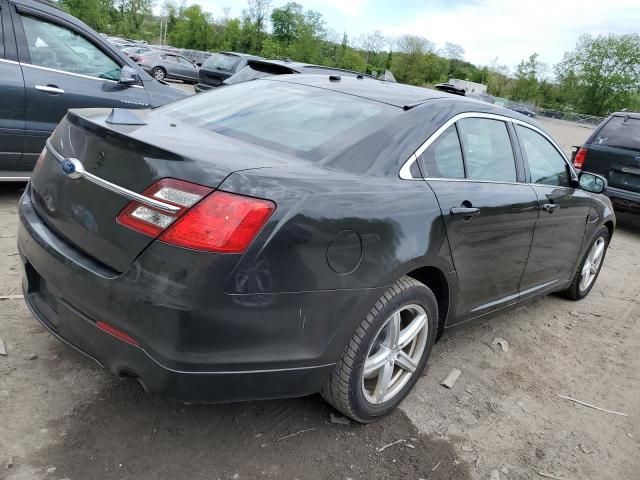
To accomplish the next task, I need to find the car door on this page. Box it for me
[418,115,539,321]
[0,0,27,172]
[162,53,182,79]
[514,123,590,292]
[11,5,151,166]
[176,54,197,81]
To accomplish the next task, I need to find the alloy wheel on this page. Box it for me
[579,237,605,292]
[362,304,428,404]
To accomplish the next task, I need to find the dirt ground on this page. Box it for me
[1,119,639,480]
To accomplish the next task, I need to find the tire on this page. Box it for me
[321,276,438,423]
[562,225,610,300]
[152,67,166,81]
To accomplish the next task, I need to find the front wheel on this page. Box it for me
[321,276,438,423]
[562,225,610,300]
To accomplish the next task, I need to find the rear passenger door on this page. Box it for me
[418,115,539,321]
[0,0,26,171]
[515,124,590,292]
[11,5,151,165]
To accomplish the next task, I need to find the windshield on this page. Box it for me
[596,116,640,150]
[203,53,241,72]
[158,80,400,160]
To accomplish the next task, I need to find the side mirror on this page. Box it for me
[119,66,139,86]
[579,171,607,194]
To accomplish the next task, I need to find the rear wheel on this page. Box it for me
[562,226,609,300]
[152,67,166,81]
[321,276,438,423]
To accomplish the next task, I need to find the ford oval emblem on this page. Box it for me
[61,159,76,176]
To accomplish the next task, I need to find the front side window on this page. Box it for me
[20,15,120,80]
[517,125,571,186]
[419,125,465,178]
[457,118,517,182]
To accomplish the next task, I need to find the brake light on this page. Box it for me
[116,179,275,254]
[574,147,588,169]
[159,191,275,253]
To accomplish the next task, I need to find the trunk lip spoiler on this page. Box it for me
[45,138,180,214]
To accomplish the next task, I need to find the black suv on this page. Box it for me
[574,112,640,212]
[0,0,186,180]
[194,51,263,92]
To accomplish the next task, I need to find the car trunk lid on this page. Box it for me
[29,108,289,272]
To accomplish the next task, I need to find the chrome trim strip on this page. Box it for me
[45,139,180,214]
[470,279,560,313]
[0,176,31,182]
[399,111,571,180]
[0,58,143,89]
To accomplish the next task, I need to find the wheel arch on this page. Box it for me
[405,265,452,340]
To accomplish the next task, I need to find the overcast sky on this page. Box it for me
[167,0,640,71]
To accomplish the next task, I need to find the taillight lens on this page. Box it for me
[159,191,275,253]
[117,178,212,237]
[117,179,275,254]
[574,147,588,169]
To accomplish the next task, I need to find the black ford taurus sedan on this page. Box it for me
[18,75,614,422]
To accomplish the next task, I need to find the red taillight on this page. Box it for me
[574,147,588,169]
[159,191,275,253]
[117,179,275,254]
[96,321,140,347]
[117,178,213,237]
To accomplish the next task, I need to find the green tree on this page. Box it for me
[555,34,640,116]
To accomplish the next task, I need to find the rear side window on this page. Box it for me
[19,15,120,80]
[516,125,570,187]
[158,80,400,160]
[457,118,517,182]
[594,116,640,150]
[419,125,465,178]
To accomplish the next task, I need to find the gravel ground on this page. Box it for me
[0,119,638,480]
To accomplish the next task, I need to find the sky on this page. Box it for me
[164,0,640,71]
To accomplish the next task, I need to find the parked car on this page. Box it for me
[200,58,392,91]
[136,50,199,83]
[433,83,466,96]
[19,75,614,422]
[573,111,640,212]
[180,49,211,67]
[195,51,264,92]
[509,105,537,117]
[0,0,187,180]
[121,46,152,59]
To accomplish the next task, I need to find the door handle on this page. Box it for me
[35,85,65,95]
[450,206,481,216]
[542,203,559,213]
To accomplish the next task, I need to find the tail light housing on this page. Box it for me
[574,147,588,169]
[117,178,275,254]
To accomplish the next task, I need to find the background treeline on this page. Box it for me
[58,0,640,116]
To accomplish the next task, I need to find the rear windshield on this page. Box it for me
[203,53,240,72]
[157,80,400,160]
[594,116,640,150]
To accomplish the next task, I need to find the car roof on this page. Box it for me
[611,111,640,120]
[265,75,448,108]
[218,51,263,59]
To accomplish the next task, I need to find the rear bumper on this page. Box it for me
[606,186,640,212]
[17,186,381,402]
[23,290,333,402]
